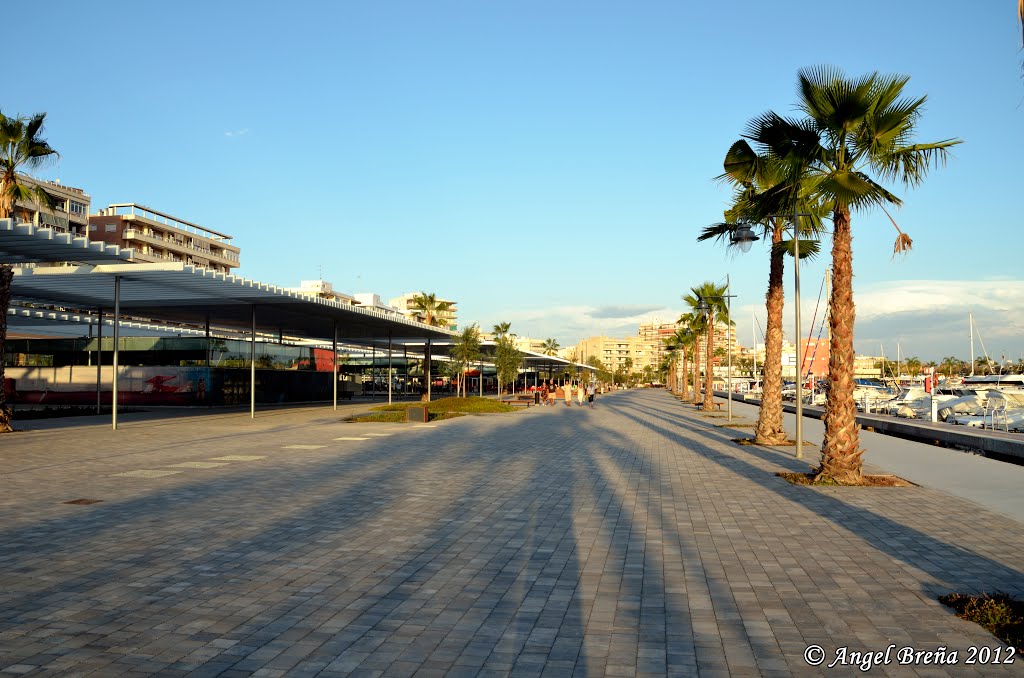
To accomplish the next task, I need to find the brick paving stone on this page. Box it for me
[1,394,1023,676]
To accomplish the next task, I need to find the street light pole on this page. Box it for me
[731,213,811,460]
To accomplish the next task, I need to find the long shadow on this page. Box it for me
[604,391,1024,599]
[0,410,599,674]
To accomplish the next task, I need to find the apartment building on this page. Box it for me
[88,204,240,273]
[573,335,661,374]
[286,280,357,305]
[9,175,90,235]
[389,292,458,330]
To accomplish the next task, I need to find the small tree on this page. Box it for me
[451,324,482,397]
[494,335,523,395]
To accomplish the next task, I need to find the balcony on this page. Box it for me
[124,229,238,266]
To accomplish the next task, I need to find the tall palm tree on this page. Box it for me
[674,326,696,400]
[451,324,481,397]
[541,338,560,356]
[492,321,512,338]
[683,283,729,411]
[699,141,825,445]
[409,292,451,327]
[662,335,681,393]
[678,312,704,404]
[752,67,959,483]
[0,111,59,433]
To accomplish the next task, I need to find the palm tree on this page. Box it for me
[752,67,959,483]
[492,321,512,338]
[409,292,451,327]
[662,336,680,393]
[541,338,560,356]
[1,111,59,433]
[683,283,729,411]
[699,141,826,445]
[678,312,704,403]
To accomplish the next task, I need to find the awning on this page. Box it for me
[11,263,455,343]
[1,218,134,264]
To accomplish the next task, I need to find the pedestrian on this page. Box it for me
[577,381,586,407]
[547,381,557,406]
[539,381,549,406]
[564,380,573,407]
[587,383,595,408]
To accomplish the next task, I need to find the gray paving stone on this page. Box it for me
[1,394,1023,676]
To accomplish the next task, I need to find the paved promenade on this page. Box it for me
[1,390,1022,677]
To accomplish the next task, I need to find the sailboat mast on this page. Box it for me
[970,312,975,376]
[752,311,757,384]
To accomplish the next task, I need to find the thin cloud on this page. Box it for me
[224,128,250,138]
[591,304,664,319]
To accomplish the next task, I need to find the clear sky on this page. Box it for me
[11,1,1024,362]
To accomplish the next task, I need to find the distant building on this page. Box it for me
[89,203,240,273]
[353,293,404,318]
[9,174,90,235]
[285,280,356,305]
[388,292,458,330]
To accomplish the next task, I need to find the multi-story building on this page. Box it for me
[285,280,357,305]
[88,203,240,273]
[388,292,458,330]
[573,335,661,375]
[9,175,90,235]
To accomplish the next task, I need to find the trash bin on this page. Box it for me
[405,406,429,423]
[534,392,540,404]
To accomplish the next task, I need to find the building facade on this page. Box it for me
[88,204,240,273]
[10,175,90,235]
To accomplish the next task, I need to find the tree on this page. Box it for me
[494,335,523,395]
[752,67,959,483]
[541,338,560,356]
[492,321,512,338]
[409,292,451,327]
[683,283,729,411]
[451,324,482,397]
[587,355,613,385]
[1,111,59,433]
[699,140,825,445]
[904,356,922,377]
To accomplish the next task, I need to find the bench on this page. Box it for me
[338,391,354,401]
[697,401,723,411]
[503,396,535,408]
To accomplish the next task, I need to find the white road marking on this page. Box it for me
[334,437,370,441]
[283,445,326,450]
[211,455,266,461]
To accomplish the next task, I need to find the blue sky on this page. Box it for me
[11,1,1024,361]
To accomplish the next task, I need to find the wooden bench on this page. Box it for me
[696,401,723,411]
[503,396,535,408]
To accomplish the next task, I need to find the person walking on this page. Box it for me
[587,383,595,408]
[577,381,586,407]
[547,381,557,406]
[564,380,573,407]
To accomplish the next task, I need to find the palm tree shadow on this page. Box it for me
[604,392,1024,601]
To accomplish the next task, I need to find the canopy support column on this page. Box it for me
[426,339,432,402]
[112,277,120,431]
[332,321,338,411]
[387,331,393,405]
[371,343,376,399]
[96,307,103,414]
[250,305,256,419]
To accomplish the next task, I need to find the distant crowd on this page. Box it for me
[538,381,596,408]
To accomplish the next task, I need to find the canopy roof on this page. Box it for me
[11,263,455,343]
[1,218,134,264]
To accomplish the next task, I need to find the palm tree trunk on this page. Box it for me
[681,352,689,400]
[817,205,863,483]
[703,323,715,410]
[754,227,788,444]
[0,263,13,432]
[692,343,701,404]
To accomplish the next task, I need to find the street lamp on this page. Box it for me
[731,212,812,460]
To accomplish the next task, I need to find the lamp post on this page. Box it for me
[731,214,811,460]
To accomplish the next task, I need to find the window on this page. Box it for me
[88,225,96,232]
[105,224,116,233]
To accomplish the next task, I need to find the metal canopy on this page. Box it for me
[1,218,135,264]
[11,263,454,343]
